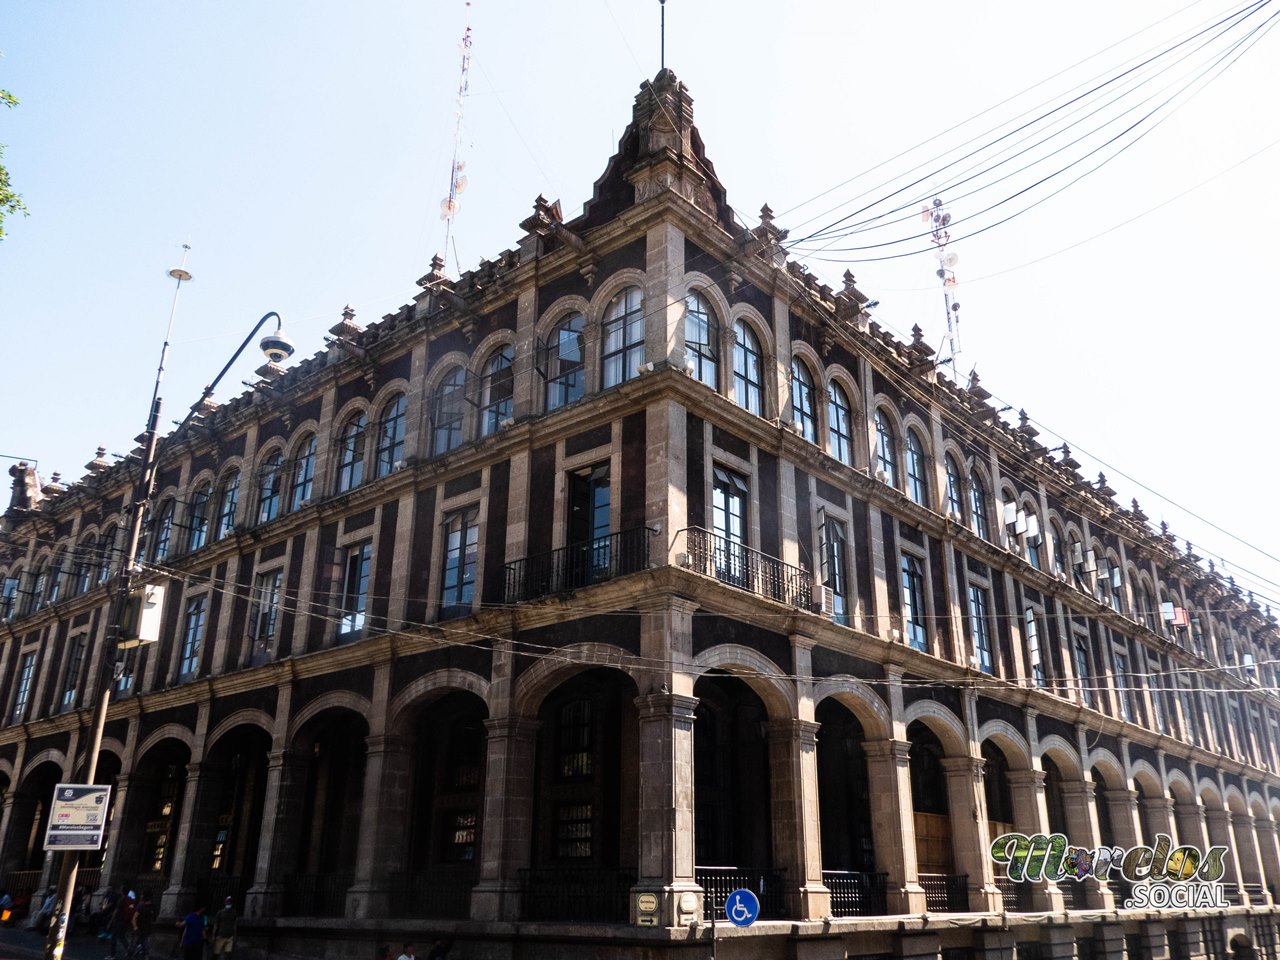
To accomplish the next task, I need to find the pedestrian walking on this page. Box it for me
[131,891,155,959]
[107,891,137,959]
[175,905,206,960]
[209,896,237,956]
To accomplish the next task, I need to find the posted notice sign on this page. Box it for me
[43,784,111,851]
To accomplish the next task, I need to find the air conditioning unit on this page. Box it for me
[947,510,963,523]
[889,627,902,643]
[967,654,981,670]
[812,580,835,616]
[392,460,405,472]
[118,582,166,649]
[675,552,691,568]
[875,469,889,484]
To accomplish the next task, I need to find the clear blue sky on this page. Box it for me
[2,1,1279,603]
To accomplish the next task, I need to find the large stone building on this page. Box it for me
[3,70,1280,960]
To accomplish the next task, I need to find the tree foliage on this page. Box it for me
[1,58,28,240]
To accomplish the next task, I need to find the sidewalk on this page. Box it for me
[0,924,126,960]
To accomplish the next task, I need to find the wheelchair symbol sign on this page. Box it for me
[725,888,760,927]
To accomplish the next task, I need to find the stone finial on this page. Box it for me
[416,254,451,290]
[41,473,66,497]
[912,325,925,347]
[1186,540,1194,556]
[85,447,110,475]
[7,462,43,513]
[842,270,857,297]
[330,304,363,340]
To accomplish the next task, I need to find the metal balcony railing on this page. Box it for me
[994,875,1033,912]
[388,867,475,918]
[919,873,968,912]
[823,870,888,917]
[504,527,657,603]
[281,872,353,917]
[695,865,787,921]
[518,865,635,923]
[678,528,812,608]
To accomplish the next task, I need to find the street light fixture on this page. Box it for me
[44,271,295,960]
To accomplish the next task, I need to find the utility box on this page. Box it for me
[119,583,166,648]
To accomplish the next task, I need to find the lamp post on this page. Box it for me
[43,270,295,960]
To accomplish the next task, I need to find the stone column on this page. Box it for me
[862,740,926,913]
[942,756,1000,912]
[766,718,829,920]
[1103,789,1142,849]
[1058,780,1112,909]
[1095,922,1127,960]
[1042,924,1077,960]
[1141,797,1177,848]
[1141,920,1171,960]
[1007,769,1064,911]
[1230,812,1268,905]
[346,733,411,918]
[470,717,538,922]
[0,791,27,874]
[1252,818,1280,902]
[631,692,700,927]
[244,749,309,920]
[1175,801,1210,854]
[1204,808,1241,902]
[160,762,206,916]
[1175,918,1209,960]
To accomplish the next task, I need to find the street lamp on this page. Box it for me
[44,268,295,960]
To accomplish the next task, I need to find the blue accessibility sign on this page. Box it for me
[724,888,759,927]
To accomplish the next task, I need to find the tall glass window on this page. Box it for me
[335,414,367,492]
[1025,609,1045,687]
[875,410,897,486]
[73,536,96,595]
[216,473,239,540]
[61,636,86,710]
[545,313,586,411]
[944,455,964,518]
[790,358,817,442]
[901,554,927,651]
[906,430,928,505]
[179,595,207,678]
[188,485,211,552]
[1074,635,1095,707]
[432,367,467,455]
[153,501,176,561]
[0,576,17,620]
[375,395,407,477]
[252,569,284,652]
[99,525,118,583]
[339,542,372,636]
[601,286,645,388]
[732,320,763,416]
[970,471,989,539]
[441,508,480,619]
[12,651,35,722]
[969,585,993,673]
[258,453,284,523]
[290,434,317,510]
[712,466,749,587]
[479,346,514,436]
[828,382,853,465]
[684,291,719,388]
[820,516,850,626]
[1113,650,1133,721]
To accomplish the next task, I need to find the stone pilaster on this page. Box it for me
[346,733,411,918]
[766,718,829,920]
[1230,812,1268,905]
[631,692,700,927]
[160,762,205,916]
[1204,808,1242,902]
[1140,797,1177,847]
[1253,817,1280,902]
[244,748,309,920]
[470,716,539,922]
[863,739,926,913]
[1007,768,1064,911]
[942,755,1000,912]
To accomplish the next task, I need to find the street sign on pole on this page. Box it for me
[42,784,111,851]
[724,888,759,927]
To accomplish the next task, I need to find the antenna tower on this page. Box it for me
[440,12,473,259]
[924,197,962,381]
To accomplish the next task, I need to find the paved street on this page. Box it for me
[0,925,141,960]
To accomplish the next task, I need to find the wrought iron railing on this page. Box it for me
[919,873,968,912]
[995,876,1033,912]
[388,868,475,918]
[1109,877,1135,908]
[281,872,353,917]
[505,527,657,603]
[823,870,888,917]
[695,866,787,921]
[194,874,245,912]
[679,528,812,608]
[1242,882,1266,906]
[2,868,42,894]
[75,867,101,893]
[518,865,635,923]
[1060,879,1088,909]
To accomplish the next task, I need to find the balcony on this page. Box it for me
[994,875,1033,911]
[695,865,787,921]
[919,872,968,912]
[677,527,812,608]
[504,527,657,603]
[823,870,888,917]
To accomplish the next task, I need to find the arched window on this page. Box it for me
[152,500,176,560]
[335,414,367,492]
[874,410,897,486]
[290,434,317,510]
[375,395,407,476]
[257,452,284,523]
[601,286,645,388]
[479,346,514,436]
[216,473,239,540]
[432,367,467,456]
[790,358,817,442]
[684,291,719,388]
[732,320,763,416]
[545,313,586,411]
[98,525,118,583]
[905,430,928,505]
[188,483,211,551]
[970,471,989,539]
[944,455,964,518]
[46,552,65,604]
[29,564,47,614]
[1051,524,1067,576]
[1025,507,1042,569]
[828,382,853,465]
[73,535,97,595]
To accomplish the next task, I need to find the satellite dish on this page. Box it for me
[440,198,459,219]
[944,253,959,267]
[940,212,952,226]
[455,175,469,194]
[934,249,947,261]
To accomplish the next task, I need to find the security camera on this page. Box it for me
[260,332,296,364]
